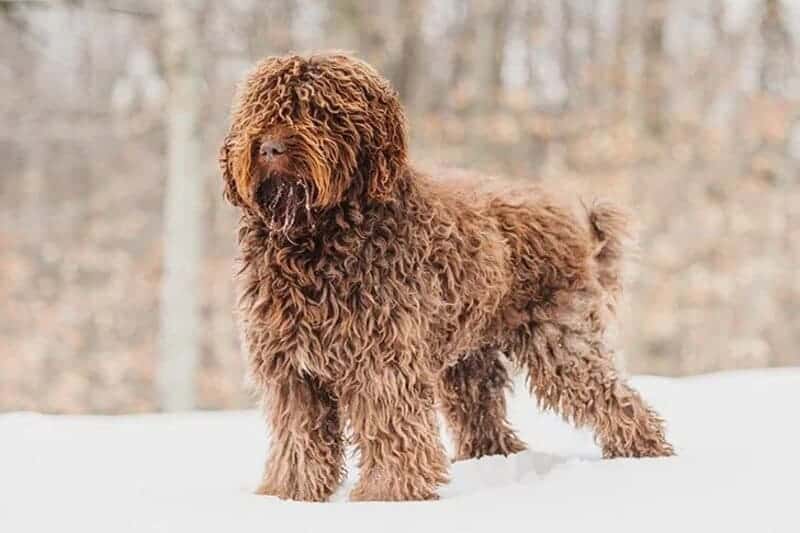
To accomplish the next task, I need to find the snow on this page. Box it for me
[2,369,798,533]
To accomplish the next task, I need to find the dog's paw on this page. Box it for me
[349,483,439,502]
[453,431,527,462]
[255,478,331,502]
[603,438,675,459]
[349,472,441,502]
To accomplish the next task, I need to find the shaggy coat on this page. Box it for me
[220,53,674,502]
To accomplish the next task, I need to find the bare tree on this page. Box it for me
[157,0,205,411]
[760,0,792,94]
[446,0,476,112]
[392,0,424,105]
[613,0,633,112]
[641,0,668,139]
[560,0,575,109]
[476,0,511,108]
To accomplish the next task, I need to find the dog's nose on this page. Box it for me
[259,139,286,160]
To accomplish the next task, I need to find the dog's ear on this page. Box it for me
[366,97,409,201]
[219,133,244,207]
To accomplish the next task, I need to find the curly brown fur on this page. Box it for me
[220,52,673,502]
[439,349,527,461]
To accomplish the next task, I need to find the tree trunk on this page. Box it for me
[760,0,792,94]
[641,0,668,139]
[478,0,511,108]
[560,0,575,109]
[158,0,204,411]
[393,0,423,105]
[613,0,632,111]
[447,0,475,112]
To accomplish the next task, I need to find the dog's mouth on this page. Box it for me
[255,174,314,233]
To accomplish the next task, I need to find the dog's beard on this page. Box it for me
[256,174,314,234]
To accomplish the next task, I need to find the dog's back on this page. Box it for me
[426,166,631,306]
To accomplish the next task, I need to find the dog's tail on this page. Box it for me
[585,201,634,302]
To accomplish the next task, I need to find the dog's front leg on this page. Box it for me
[343,367,449,502]
[255,374,345,502]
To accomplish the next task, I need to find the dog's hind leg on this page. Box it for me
[344,369,449,501]
[510,292,674,458]
[255,374,345,502]
[438,349,526,461]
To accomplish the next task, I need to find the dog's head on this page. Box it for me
[219,52,408,231]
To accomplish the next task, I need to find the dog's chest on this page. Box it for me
[246,247,445,376]
[244,260,378,375]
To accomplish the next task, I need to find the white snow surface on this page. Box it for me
[2,369,798,533]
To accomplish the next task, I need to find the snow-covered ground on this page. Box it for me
[2,369,798,533]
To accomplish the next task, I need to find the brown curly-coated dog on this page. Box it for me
[219,52,674,502]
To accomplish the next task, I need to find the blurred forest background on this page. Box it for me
[1,0,799,413]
